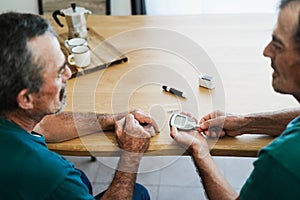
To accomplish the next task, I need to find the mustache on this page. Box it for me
[270,61,277,70]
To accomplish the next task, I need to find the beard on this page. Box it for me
[54,96,66,114]
[54,86,67,114]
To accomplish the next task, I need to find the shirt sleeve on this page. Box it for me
[45,168,95,200]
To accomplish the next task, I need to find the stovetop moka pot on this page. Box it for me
[52,3,92,39]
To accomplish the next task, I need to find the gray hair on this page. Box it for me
[0,12,56,114]
[280,0,300,43]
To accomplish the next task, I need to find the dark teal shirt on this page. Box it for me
[240,116,300,199]
[0,118,94,199]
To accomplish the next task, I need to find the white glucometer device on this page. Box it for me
[169,113,199,130]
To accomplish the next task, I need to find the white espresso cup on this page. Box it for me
[67,45,91,68]
[65,37,87,51]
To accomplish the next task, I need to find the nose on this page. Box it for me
[263,41,273,58]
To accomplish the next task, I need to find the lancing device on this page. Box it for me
[162,85,186,98]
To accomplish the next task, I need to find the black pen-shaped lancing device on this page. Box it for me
[162,85,186,98]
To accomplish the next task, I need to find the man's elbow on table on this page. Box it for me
[33,122,68,143]
[33,115,80,143]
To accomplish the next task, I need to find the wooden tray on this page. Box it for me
[58,28,128,78]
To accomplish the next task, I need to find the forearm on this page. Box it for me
[34,111,130,142]
[192,152,238,200]
[240,108,300,136]
[101,151,142,200]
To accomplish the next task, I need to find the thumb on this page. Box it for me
[115,117,126,138]
[170,126,192,148]
[170,126,179,140]
[124,114,138,132]
[125,113,135,124]
[199,120,210,131]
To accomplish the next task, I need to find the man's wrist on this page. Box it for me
[117,150,143,173]
[97,114,116,130]
[191,147,211,160]
[240,115,264,134]
[189,138,211,160]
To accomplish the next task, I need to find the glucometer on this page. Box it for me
[169,113,207,138]
[169,113,200,130]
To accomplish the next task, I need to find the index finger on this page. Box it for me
[199,113,214,123]
[200,110,225,123]
[139,116,160,134]
[115,117,126,138]
[147,116,160,133]
[125,114,151,138]
[133,111,160,133]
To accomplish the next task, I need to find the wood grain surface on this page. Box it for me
[46,14,299,157]
[58,28,128,78]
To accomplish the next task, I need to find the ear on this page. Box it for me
[17,89,34,110]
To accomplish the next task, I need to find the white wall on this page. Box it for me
[0,0,280,16]
[146,0,279,15]
[0,0,39,14]
[110,0,279,15]
[111,0,131,15]
[201,0,279,14]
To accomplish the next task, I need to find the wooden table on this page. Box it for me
[46,14,298,157]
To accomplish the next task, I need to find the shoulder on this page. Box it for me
[285,115,300,132]
[263,116,300,152]
[240,117,300,199]
[0,119,93,199]
[258,116,300,177]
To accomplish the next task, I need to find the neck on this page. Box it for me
[2,109,43,133]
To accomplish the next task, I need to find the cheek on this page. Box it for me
[276,61,300,89]
[40,84,62,100]
[275,55,294,75]
[51,88,62,100]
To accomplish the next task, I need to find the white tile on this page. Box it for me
[222,157,255,189]
[93,157,164,184]
[137,156,176,186]
[93,157,163,185]
[144,185,159,200]
[65,155,255,199]
[138,156,172,173]
[137,170,161,186]
[96,157,119,169]
[160,156,202,187]
[140,156,187,173]
[92,182,109,196]
[158,186,207,200]
[212,156,226,175]
[93,158,118,183]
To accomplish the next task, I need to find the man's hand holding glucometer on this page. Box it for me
[169,112,210,158]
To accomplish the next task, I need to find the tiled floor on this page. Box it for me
[65,155,255,199]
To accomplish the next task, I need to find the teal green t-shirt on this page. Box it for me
[240,116,300,199]
[0,118,94,200]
